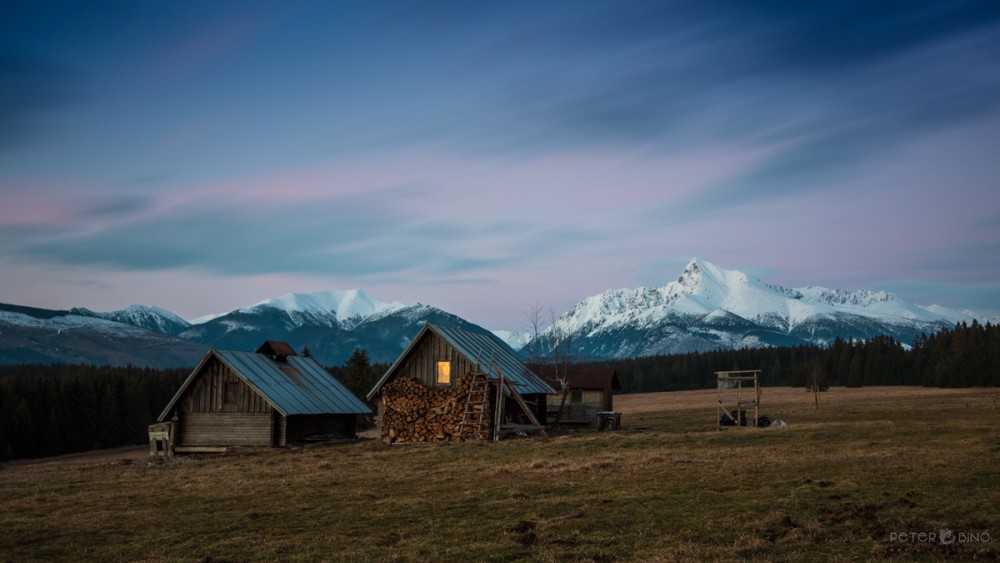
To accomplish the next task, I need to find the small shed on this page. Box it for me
[545,366,622,428]
[366,323,556,443]
[151,341,371,455]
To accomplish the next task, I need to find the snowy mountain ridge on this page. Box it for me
[238,289,405,330]
[71,304,191,335]
[537,257,987,359]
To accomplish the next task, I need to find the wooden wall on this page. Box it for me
[176,412,272,447]
[178,357,271,414]
[391,332,475,389]
[546,389,608,428]
[172,356,277,447]
[168,355,360,449]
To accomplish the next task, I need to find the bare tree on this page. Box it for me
[524,301,574,427]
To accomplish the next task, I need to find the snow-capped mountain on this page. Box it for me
[2,267,988,368]
[492,329,533,350]
[179,292,486,365]
[71,304,191,335]
[532,258,982,359]
[240,289,405,330]
[0,304,206,367]
[0,291,486,367]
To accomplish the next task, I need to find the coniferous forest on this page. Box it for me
[602,321,1000,392]
[1,321,997,462]
[0,365,187,461]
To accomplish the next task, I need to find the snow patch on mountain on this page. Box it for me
[0,309,155,336]
[240,289,405,329]
[492,329,533,350]
[189,312,226,325]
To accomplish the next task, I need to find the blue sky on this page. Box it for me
[2,1,999,328]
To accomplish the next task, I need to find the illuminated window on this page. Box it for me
[436,361,451,385]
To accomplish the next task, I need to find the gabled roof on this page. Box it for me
[159,343,371,421]
[543,366,621,392]
[367,323,555,400]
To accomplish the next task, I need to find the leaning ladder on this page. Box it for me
[457,349,493,441]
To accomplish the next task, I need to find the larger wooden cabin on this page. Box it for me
[366,323,555,444]
[152,341,371,454]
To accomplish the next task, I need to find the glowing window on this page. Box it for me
[436,361,451,385]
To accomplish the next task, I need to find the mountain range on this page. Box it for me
[535,258,988,359]
[0,291,487,368]
[0,259,991,368]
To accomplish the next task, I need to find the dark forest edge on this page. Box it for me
[1,322,996,462]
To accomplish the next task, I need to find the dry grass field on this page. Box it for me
[2,386,998,562]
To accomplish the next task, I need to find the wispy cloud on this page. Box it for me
[0,49,82,152]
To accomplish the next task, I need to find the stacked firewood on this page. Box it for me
[380,373,490,444]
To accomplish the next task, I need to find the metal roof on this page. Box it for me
[159,347,371,421]
[367,323,555,399]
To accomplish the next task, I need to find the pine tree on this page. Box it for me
[342,347,377,399]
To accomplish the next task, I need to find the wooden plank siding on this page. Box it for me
[177,412,272,447]
[173,356,279,447]
[179,357,271,414]
[392,332,476,389]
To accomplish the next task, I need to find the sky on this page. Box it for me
[2,1,999,330]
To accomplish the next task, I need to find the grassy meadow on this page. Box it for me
[1,386,998,562]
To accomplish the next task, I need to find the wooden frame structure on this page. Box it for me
[716,370,761,429]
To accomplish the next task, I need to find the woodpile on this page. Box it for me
[380,373,490,444]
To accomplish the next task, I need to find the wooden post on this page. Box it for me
[494,367,504,442]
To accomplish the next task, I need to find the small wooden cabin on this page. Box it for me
[151,341,371,455]
[545,366,621,428]
[366,323,555,444]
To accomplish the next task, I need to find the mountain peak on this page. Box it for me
[243,289,404,324]
[676,257,705,288]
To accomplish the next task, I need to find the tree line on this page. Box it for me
[0,364,187,461]
[0,349,388,462]
[598,321,1000,393]
[1,322,996,461]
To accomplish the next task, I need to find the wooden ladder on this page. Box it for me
[457,350,493,441]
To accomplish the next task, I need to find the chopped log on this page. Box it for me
[380,373,490,444]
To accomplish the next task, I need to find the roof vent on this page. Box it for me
[256,340,297,362]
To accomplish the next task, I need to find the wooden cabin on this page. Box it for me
[366,323,555,444]
[544,366,622,429]
[151,341,371,455]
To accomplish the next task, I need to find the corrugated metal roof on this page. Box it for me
[159,347,371,420]
[543,366,621,392]
[367,323,555,399]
